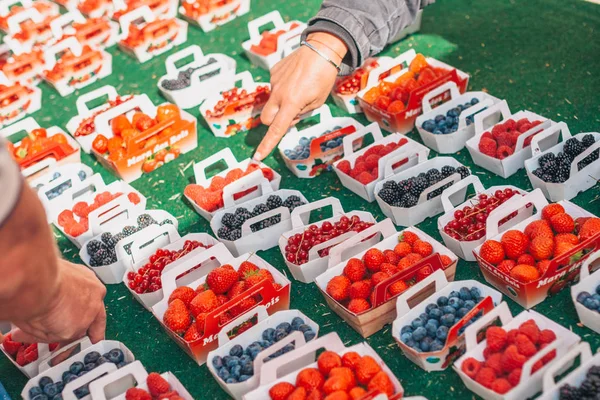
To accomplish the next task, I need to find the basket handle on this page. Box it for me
[289,197,344,229]
[395,269,448,316]
[6,8,42,34]
[577,249,600,281]
[221,170,272,209]
[164,45,204,75]
[473,100,511,136]
[341,122,383,159]
[75,85,119,116]
[44,37,83,70]
[50,10,86,40]
[87,360,148,400]
[62,362,118,400]
[364,49,416,89]
[119,6,155,38]
[570,138,600,178]
[383,148,428,179]
[513,119,552,152]
[463,302,512,352]
[421,81,460,114]
[247,10,284,40]
[125,223,181,266]
[192,147,238,185]
[440,175,484,213]
[216,305,270,345]
[0,115,40,138]
[485,188,548,239]
[541,342,592,394]
[530,121,571,156]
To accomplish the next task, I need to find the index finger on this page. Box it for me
[254,103,300,161]
[87,306,107,344]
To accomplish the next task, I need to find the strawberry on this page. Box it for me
[510,264,540,283]
[497,259,516,274]
[579,218,600,240]
[168,287,197,307]
[550,213,575,234]
[363,248,385,272]
[216,294,228,305]
[206,265,239,294]
[147,372,171,397]
[412,240,433,257]
[231,297,257,316]
[296,368,324,391]
[349,280,372,299]
[393,242,412,258]
[343,258,366,282]
[183,323,201,342]
[317,351,342,375]
[355,355,381,385]
[398,231,419,245]
[341,352,361,370]
[227,279,247,299]
[555,233,579,245]
[287,387,307,400]
[126,388,152,400]
[501,230,529,260]
[163,299,191,335]
[189,290,219,317]
[554,241,576,257]
[2,334,22,356]
[371,271,390,286]
[348,298,371,313]
[348,387,367,400]
[367,371,394,396]
[416,265,434,281]
[380,262,398,276]
[541,204,565,221]
[237,261,259,280]
[326,276,351,301]
[524,220,554,240]
[269,383,296,400]
[517,254,536,266]
[245,269,274,287]
[387,280,408,298]
[480,240,505,265]
[529,236,554,261]
[440,255,453,268]
[383,250,399,265]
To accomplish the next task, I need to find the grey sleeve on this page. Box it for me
[302,0,434,75]
[0,139,22,227]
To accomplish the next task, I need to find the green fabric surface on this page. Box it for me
[1,0,600,399]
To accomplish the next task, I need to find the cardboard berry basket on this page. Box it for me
[22,338,136,400]
[179,0,250,33]
[525,122,600,202]
[157,44,236,109]
[206,309,319,400]
[86,360,193,400]
[0,71,41,128]
[465,100,556,178]
[0,0,58,32]
[415,82,502,154]
[1,49,46,86]
[453,302,580,400]
[356,49,470,133]
[42,37,112,97]
[117,6,187,63]
[241,11,306,71]
[211,175,308,256]
[123,232,220,311]
[184,148,281,221]
[3,8,58,53]
[152,243,292,365]
[331,56,393,114]
[315,219,458,338]
[277,105,365,179]
[473,189,600,309]
[374,156,469,227]
[199,71,270,138]
[1,338,55,378]
[80,213,179,284]
[50,175,147,248]
[1,116,81,181]
[538,342,600,400]
[244,332,404,400]
[90,94,197,182]
[49,10,119,49]
[391,269,503,372]
[278,197,378,283]
[570,250,600,334]
[111,0,178,21]
[332,122,430,202]
[437,175,531,261]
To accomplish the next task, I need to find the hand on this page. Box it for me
[10,259,107,344]
[253,32,348,161]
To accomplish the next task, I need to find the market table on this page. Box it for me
[1,0,599,398]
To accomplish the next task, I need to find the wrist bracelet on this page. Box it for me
[301,40,341,73]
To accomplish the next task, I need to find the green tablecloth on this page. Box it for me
[2,0,600,398]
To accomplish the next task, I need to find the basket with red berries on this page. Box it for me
[315,219,458,337]
[415,81,502,154]
[111,0,178,21]
[438,175,530,261]
[244,332,404,400]
[1,116,81,181]
[356,49,469,134]
[453,302,580,400]
[474,189,600,308]
[0,71,41,129]
[206,309,319,399]
[465,100,555,178]
[157,44,236,110]
[1,333,58,378]
[241,11,305,71]
[52,174,146,247]
[374,156,471,227]
[210,175,308,256]
[152,243,291,365]
[331,56,392,114]
[525,122,600,202]
[570,250,600,335]
[3,8,60,53]
[80,214,179,284]
[183,148,281,221]
[277,197,377,283]
[333,122,430,202]
[199,71,270,137]
[22,337,136,399]
[117,6,187,63]
[538,342,600,400]
[179,0,250,33]
[123,232,219,311]
[277,105,365,179]
[392,269,503,372]
[0,0,59,33]
[50,11,119,50]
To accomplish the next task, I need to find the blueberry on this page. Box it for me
[303,330,316,341]
[241,360,253,376]
[218,367,231,380]
[425,303,438,313]
[276,322,292,333]
[39,377,53,389]
[441,314,455,327]
[430,339,445,351]
[83,351,100,365]
[400,325,413,335]
[442,127,451,134]
[422,120,436,132]
[29,386,43,399]
[470,287,481,299]
[222,355,233,365]
[107,349,124,364]
[259,340,270,349]
[427,319,440,328]
[288,152,298,160]
[31,396,48,400]
[449,291,460,299]
[74,386,89,399]
[291,317,304,330]
[447,108,460,118]
[406,339,420,351]
[411,319,424,329]
[412,327,427,341]
[84,362,95,371]
[230,345,243,358]
[226,356,240,369]
[459,287,472,301]
[55,382,64,393]
[299,137,309,146]
[464,300,476,310]
[401,332,412,343]
[63,375,77,384]
[96,357,108,366]
[434,115,445,123]
[437,296,449,307]
[212,355,224,369]
[425,322,438,337]
[419,313,429,323]
[239,375,251,382]
[457,308,470,318]
[420,337,433,352]
[433,129,443,135]
[43,384,58,398]
[428,308,443,320]
[441,306,456,315]
[471,98,479,105]
[436,120,446,129]
[282,344,295,354]
[448,298,461,310]
[53,394,63,400]
[326,140,337,149]
[275,328,288,341]
[436,326,449,341]
[262,328,275,342]
[583,298,600,310]
[445,117,455,127]
[231,364,242,379]
[225,377,238,384]
[117,361,128,368]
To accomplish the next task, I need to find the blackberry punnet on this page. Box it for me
[559,364,600,399]
[533,135,598,183]
[266,195,283,210]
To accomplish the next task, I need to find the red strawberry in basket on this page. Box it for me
[245,269,274,288]
[237,261,259,280]
[206,265,238,294]
[163,299,191,335]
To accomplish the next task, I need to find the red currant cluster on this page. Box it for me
[443,188,522,242]
[205,86,270,118]
[334,60,379,95]
[284,216,374,265]
[127,240,211,294]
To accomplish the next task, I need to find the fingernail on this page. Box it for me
[252,152,262,161]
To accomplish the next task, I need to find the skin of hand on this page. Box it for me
[0,182,107,345]
[254,32,349,161]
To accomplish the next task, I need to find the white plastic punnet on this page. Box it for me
[333,122,430,202]
[0,71,41,128]
[178,0,249,32]
[278,197,377,283]
[571,250,600,334]
[415,82,502,154]
[49,10,119,49]
[0,0,58,33]
[453,302,580,400]
[4,8,56,53]
[374,156,469,227]
[525,122,600,201]
[157,44,236,109]
[1,339,54,378]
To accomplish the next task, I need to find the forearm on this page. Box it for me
[303,0,434,73]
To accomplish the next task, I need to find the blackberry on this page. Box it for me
[86,240,103,256]
[266,195,283,210]
[440,165,456,178]
[159,219,174,226]
[426,168,442,184]
[102,254,117,265]
[233,210,252,229]
[400,193,418,208]
[89,257,100,267]
[556,152,570,166]
[221,213,236,229]
[252,204,269,217]
[225,229,242,241]
[217,226,230,240]
[564,138,585,159]
[578,149,599,171]
[136,214,155,228]
[378,188,400,205]
[582,134,595,148]
[283,195,305,211]
[113,233,125,244]
[429,182,454,199]
[235,207,249,216]
[251,215,281,232]
[93,248,109,263]
[122,226,137,236]
[409,176,428,197]
[382,180,399,192]
[456,166,470,179]
[397,179,411,194]
[538,152,556,168]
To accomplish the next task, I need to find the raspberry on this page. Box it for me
[531,360,543,374]
[127,192,141,204]
[507,368,521,386]
[479,137,497,157]
[365,154,381,170]
[483,347,494,360]
[356,171,374,185]
[501,345,527,373]
[147,373,170,397]
[518,320,540,344]
[496,131,513,148]
[514,334,537,357]
[496,145,514,159]
[482,131,494,141]
[486,326,508,352]
[350,162,367,178]
[461,357,481,379]
[491,378,513,394]
[125,388,152,400]
[540,342,557,364]
[337,160,351,175]
[475,367,496,389]
[538,329,556,345]
[485,353,503,376]
[506,329,519,345]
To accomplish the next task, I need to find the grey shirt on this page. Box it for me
[302,0,434,75]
